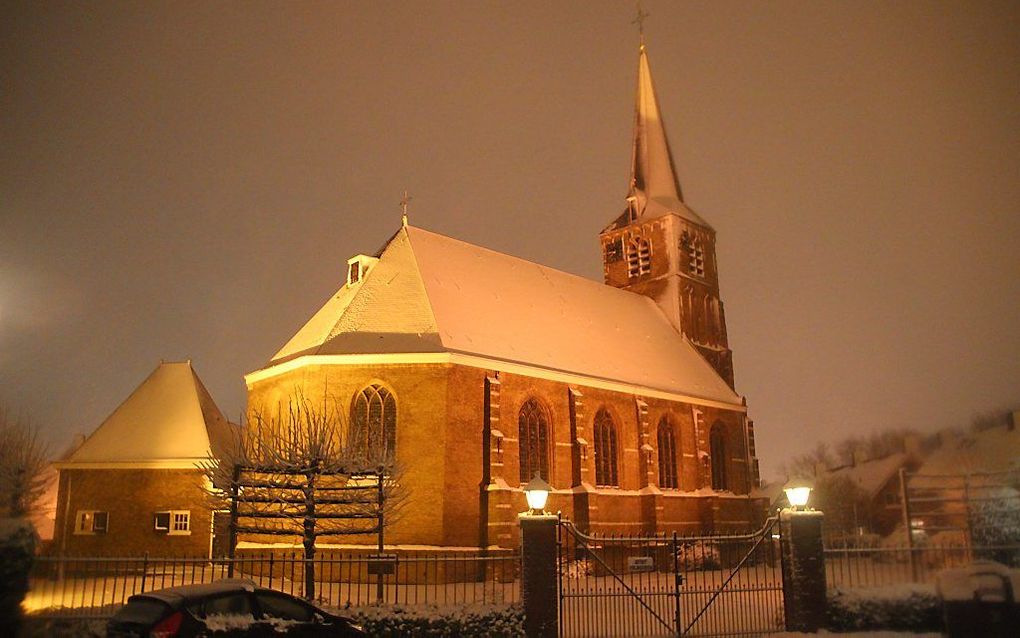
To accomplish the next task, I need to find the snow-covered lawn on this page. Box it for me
[26,564,518,617]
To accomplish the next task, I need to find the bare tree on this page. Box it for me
[0,406,51,519]
[203,392,407,599]
[780,442,835,480]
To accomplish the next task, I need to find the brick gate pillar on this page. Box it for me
[520,514,559,638]
[779,509,827,632]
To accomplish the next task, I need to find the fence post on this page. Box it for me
[520,513,558,638]
[779,509,826,633]
[269,553,275,590]
[672,531,682,634]
[140,553,148,592]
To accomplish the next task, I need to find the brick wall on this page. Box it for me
[247,361,762,550]
[52,468,211,557]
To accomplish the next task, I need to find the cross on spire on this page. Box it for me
[632,1,649,46]
[400,190,412,227]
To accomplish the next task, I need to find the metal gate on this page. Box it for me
[557,518,784,636]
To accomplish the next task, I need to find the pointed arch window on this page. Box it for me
[518,399,550,483]
[593,408,619,487]
[351,384,397,464]
[710,422,727,491]
[657,417,679,489]
[626,236,652,277]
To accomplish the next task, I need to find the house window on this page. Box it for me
[74,510,109,535]
[155,510,191,535]
[348,262,361,285]
[626,236,651,277]
[351,384,397,464]
[593,408,619,487]
[518,398,550,483]
[657,418,679,489]
[710,422,728,491]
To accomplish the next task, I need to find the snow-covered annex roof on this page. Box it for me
[260,225,741,407]
[56,361,235,468]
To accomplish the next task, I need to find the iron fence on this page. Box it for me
[26,550,520,618]
[824,539,1020,589]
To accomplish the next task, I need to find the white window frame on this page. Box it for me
[155,510,192,536]
[74,510,109,535]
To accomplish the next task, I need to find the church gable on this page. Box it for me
[271,228,443,363]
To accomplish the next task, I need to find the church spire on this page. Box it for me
[629,43,684,218]
[618,40,710,230]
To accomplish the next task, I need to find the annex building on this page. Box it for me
[51,42,766,555]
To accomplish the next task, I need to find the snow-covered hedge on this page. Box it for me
[346,603,523,637]
[0,518,37,634]
[826,583,942,632]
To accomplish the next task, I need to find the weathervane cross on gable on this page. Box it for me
[400,190,412,227]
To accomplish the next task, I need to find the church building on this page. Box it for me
[243,42,765,550]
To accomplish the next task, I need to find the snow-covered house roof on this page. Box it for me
[825,452,913,499]
[916,424,1020,476]
[55,361,235,469]
[256,225,741,408]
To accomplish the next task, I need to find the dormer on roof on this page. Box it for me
[347,254,379,287]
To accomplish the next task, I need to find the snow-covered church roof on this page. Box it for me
[57,361,235,468]
[258,225,741,407]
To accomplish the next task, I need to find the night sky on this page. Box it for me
[3,1,1018,479]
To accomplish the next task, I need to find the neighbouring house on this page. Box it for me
[906,415,1020,542]
[51,361,235,557]
[241,41,766,551]
[822,446,923,536]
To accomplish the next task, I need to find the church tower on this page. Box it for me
[600,43,735,388]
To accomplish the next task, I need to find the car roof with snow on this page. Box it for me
[129,579,257,606]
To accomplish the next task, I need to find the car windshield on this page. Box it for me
[190,593,253,619]
[256,592,314,622]
[112,598,171,624]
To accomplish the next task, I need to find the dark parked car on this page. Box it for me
[106,579,366,637]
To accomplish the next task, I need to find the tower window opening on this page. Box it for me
[688,241,705,277]
[626,236,652,277]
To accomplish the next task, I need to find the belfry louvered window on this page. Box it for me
[657,418,679,489]
[593,408,619,487]
[710,422,727,491]
[626,236,652,277]
[351,384,397,464]
[518,399,550,483]
[689,241,705,277]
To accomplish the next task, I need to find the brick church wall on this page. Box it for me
[246,362,452,547]
[245,361,763,550]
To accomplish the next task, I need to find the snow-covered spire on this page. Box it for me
[623,43,709,229]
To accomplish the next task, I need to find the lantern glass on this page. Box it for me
[784,486,811,508]
[525,488,549,512]
[523,472,552,514]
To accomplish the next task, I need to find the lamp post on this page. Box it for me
[519,472,557,637]
[779,476,825,632]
